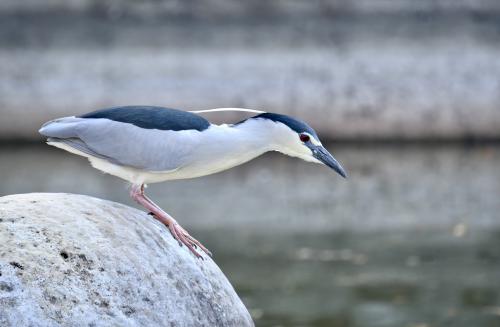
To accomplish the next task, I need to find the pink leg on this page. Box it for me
[129,184,211,258]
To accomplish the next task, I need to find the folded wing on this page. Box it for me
[39,107,208,171]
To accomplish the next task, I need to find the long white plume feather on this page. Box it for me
[189,108,265,114]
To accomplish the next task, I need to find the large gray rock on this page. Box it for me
[0,193,253,327]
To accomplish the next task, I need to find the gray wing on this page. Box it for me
[39,116,202,171]
[47,137,116,162]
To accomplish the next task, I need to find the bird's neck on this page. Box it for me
[185,120,286,175]
[172,119,296,179]
[224,118,293,153]
[209,120,276,160]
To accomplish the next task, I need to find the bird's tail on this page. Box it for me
[39,116,83,139]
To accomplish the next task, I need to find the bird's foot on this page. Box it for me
[129,184,211,259]
[152,213,212,259]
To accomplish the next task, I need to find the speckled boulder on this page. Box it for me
[0,193,253,327]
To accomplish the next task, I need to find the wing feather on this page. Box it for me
[40,117,196,171]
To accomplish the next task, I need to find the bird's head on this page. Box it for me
[243,113,347,178]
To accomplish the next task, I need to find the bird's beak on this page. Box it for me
[311,146,347,178]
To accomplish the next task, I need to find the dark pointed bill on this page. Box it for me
[312,146,347,178]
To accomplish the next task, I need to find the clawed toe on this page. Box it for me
[131,185,211,259]
[176,227,210,259]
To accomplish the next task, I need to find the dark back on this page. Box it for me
[80,106,210,132]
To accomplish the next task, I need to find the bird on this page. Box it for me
[39,106,347,258]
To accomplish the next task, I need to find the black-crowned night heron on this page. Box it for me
[39,106,347,258]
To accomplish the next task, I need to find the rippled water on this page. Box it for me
[1,143,500,326]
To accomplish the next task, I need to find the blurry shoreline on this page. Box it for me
[1,1,500,141]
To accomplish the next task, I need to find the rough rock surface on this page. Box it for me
[0,193,254,327]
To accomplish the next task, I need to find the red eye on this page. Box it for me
[299,133,310,142]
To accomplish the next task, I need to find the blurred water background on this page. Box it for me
[1,143,499,327]
[1,1,500,326]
